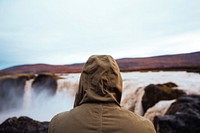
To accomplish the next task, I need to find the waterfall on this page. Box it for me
[0,72,200,123]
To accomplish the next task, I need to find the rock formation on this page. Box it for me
[32,74,57,95]
[142,82,185,113]
[154,95,200,133]
[0,116,49,133]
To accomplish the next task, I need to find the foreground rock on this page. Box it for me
[0,116,49,133]
[154,95,200,133]
[142,82,185,113]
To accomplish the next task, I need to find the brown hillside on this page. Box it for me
[1,52,200,74]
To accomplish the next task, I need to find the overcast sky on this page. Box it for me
[0,0,200,69]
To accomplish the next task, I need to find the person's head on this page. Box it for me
[74,55,122,107]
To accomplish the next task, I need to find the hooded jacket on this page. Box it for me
[48,55,156,133]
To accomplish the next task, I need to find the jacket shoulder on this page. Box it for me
[48,111,70,133]
[119,108,156,133]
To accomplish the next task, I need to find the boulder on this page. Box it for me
[0,116,49,133]
[32,74,57,95]
[142,82,185,113]
[154,95,200,133]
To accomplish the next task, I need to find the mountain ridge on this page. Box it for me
[1,51,200,74]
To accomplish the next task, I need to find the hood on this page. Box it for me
[74,55,122,107]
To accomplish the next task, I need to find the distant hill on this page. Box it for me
[117,51,200,72]
[0,63,83,74]
[1,52,200,74]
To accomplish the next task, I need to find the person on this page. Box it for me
[48,55,156,133]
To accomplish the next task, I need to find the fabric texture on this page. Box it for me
[48,55,156,133]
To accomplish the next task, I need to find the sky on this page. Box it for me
[0,0,200,69]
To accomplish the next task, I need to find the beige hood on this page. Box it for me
[74,55,122,107]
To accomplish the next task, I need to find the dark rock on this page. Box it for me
[32,74,57,95]
[154,95,200,133]
[142,82,185,113]
[0,116,49,133]
[166,95,200,116]
[0,75,31,111]
[154,113,200,133]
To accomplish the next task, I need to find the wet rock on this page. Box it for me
[0,116,49,133]
[154,95,200,133]
[142,82,185,113]
[0,75,31,111]
[32,74,57,95]
[166,95,200,116]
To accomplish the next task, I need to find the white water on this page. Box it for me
[121,71,200,119]
[0,72,200,123]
